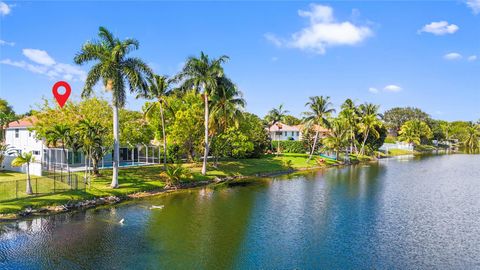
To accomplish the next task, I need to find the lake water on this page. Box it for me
[1,154,480,269]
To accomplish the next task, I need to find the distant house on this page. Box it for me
[2,117,160,176]
[267,122,330,141]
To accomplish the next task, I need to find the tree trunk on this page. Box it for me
[159,102,167,170]
[111,103,120,188]
[360,129,370,155]
[309,130,320,160]
[201,93,209,175]
[26,163,33,195]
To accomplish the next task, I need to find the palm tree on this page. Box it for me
[358,103,381,155]
[11,152,35,195]
[322,119,349,161]
[210,77,246,133]
[265,104,289,153]
[78,119,107,180]
[141,74,173,170]
[398,120,432,146]
[463,122,480,152]
[303,96,335,159]
[339,99,359,154]
[46,124,72,181]
[74,27,153,188]
[176,52,229,175]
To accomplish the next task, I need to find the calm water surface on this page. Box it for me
[1,154,480,269]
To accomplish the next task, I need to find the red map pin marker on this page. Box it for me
[52,81,71,108]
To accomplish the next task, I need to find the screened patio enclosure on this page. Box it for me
[42,145,163,172]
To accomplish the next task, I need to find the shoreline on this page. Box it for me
[0,151,445,223]
[0,165,331,223]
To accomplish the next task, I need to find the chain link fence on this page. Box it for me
[0,173,85,202]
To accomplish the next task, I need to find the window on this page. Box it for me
[32,150,40,155]
[15,129,19,138]
[284,131,287,136]
[29,132,32,137]
[291,131,294,136]
[297,131,300,136]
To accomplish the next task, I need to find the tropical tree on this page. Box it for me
[0,98,16,142]
[74,26,153,188]
[45,124,73,181]
[176,52,229,175]
[303,96,335,159]
[209,77,246,133]
[383,107,431,134]
[11,152,35,195]
[463,122,480,152]
[398,120,433,146]
[339,99,359,154]
[140,74,172,169]
[265,104,289,153]
[357,103,382,155]
[322,119,349,161]
[77,119,108,179]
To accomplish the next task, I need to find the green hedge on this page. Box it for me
[271,140,307,153]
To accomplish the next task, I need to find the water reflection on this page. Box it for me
[1,154,479,269]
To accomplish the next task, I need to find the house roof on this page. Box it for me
[6,116,37,128]
[267,122,330,133]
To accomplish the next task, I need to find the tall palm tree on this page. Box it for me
[463,122,480,152]
[141,74,173,170]
[358,103,381,155]
[303,96,335,159]
[176,52,229,175]
[265,104,289,153]
[340,99,359,154]
[74,27,152,188]
[11,152,35,195]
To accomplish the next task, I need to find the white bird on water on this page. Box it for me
[119,218,125,225]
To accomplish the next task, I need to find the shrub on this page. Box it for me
[165,164,192,186]
[271,140,307,153]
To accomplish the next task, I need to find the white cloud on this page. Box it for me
[0,1,11,16]
[419,21,459,35]
[1,49,86,81]
[444,52,463,60]
[468,55,478,61]
[22,49,56,66]
[0,39,15,46]
[384,85,402,92]
[368,87,379,94]
[265,4,373,54]
[466,0,480,14]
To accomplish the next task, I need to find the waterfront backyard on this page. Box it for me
[1,154,479,269]
[0,153,337,214]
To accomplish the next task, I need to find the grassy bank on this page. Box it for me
[0,154,334,215]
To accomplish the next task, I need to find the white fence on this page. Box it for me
[1,155,43,176]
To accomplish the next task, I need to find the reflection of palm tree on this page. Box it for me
[176,52,229,175]
[303,96,335,159]
[74,27,152,188]
[265,104,289,153]
[141,75,173,170]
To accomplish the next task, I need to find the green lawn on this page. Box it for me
[0,171,27,181]
[0,154,325,215]
[387,149,414,156]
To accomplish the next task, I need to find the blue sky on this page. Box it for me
[0,1,479,121]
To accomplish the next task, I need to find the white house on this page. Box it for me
[2,117,44,175]
[2,117,161,176]
[267,122,330,141]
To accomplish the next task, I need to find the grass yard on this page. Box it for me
[388,149,414,156]
[0,154,328,215]
[0,171,28,181]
